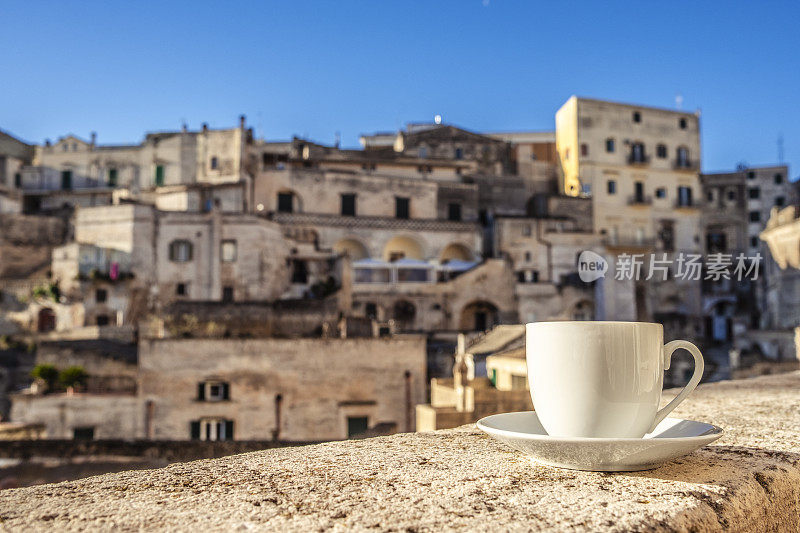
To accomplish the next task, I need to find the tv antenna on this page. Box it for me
[675,93,683,110]
[778,133,784,163]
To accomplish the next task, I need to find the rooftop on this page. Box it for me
[2,372,799,531]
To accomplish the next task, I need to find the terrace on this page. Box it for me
[2,371,799,530]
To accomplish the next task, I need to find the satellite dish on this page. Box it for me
[434,114,442,125]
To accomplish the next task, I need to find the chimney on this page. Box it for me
[202,123,209,133]
[45,139,51,147]
[90,131,97,147]
[239,115,246,129]
[181,122,188,133]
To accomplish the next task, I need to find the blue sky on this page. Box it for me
[1,1,798,174]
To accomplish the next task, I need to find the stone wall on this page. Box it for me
[8,372,799,531]
[138,336,427,441]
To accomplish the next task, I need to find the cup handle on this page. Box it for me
[648,340,704,433]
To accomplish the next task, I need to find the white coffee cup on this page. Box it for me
[526,321,703,438]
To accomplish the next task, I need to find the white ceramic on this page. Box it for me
[477,411,722,471]
[526,321,703,438]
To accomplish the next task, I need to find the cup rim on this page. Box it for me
[526,320,663,328]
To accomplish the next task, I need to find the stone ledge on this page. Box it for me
[1,372,799,532]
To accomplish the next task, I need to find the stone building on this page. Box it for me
[699,165,797,342]
[760,205,800,344]
[7,118,252,214]
[0,128,35,213]
[11,335,426,442]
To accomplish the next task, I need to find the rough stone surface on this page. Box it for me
[2,372,800,532]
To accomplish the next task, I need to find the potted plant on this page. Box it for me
[30,363,59,394]
[59,366,89,395]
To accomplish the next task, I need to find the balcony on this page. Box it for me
[271,211,478,233]
[627,194,652,206]
[674,159,699,171]
[627,154,650,166]
[2,371,799,530]
[674,199,698,209]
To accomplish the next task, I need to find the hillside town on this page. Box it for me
[0,96,798,444]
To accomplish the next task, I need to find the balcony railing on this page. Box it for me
[627,154,650,165]
[674,159,699,171]
[627,195,652,206]
[271,212,478,232]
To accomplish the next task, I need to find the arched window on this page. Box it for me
[169,240,193,262]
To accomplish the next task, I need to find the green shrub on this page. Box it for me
[31,363,59,391]
[59,366,89,390]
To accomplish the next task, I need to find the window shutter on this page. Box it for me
[190,421,200,439]
[222,383,230,400]
[224,420,234,441]
[197,383,205,401]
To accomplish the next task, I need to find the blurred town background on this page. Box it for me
[1,2,800,489]
[1,97,799,487]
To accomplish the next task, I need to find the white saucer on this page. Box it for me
[477,411,723,472]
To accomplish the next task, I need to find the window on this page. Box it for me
[750,236,759,247]
[73,427,95,440]
[221,240,237,262]
[747,171,756,180]
[634,181,645,202]
[197,381,230,402]
[748,187,760,199]
[633,111,641,123]
[679,118,687,129]
[580,143,588,157]
[14,173,21,187]
[365,303,378,319]
[291,259,308,284]
[775,196,786,207]
[706,191,713,202]
[524,251,531,262]
[347,416,369,438]
[607,180,617,195]
[706,232,727,254]
[522,225,531,236]
[176,283,187,296]
[107,168,118,187]
[605,138,615,153]
[656,187,666,199]
[154,165,164,187]
[419,147,428,158]
[727,190,736,201]
[749,211,761,222]
[277,192,294,213]
[455,147,463,159]
[61,170,72,190]
[656,144,667,158]
[677,186,693,207]
[447,203,462,221]
[222,286,234,302]
[395,197,410,219]
[630,142,645,163]
[676,147,690,167]
[190,418,234,441]
[775,173,783,184]
[210,156,218,170]
[96,314,110,326]
[341,193,356,216]
[95,288,107,303]
[169,240,193,262]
